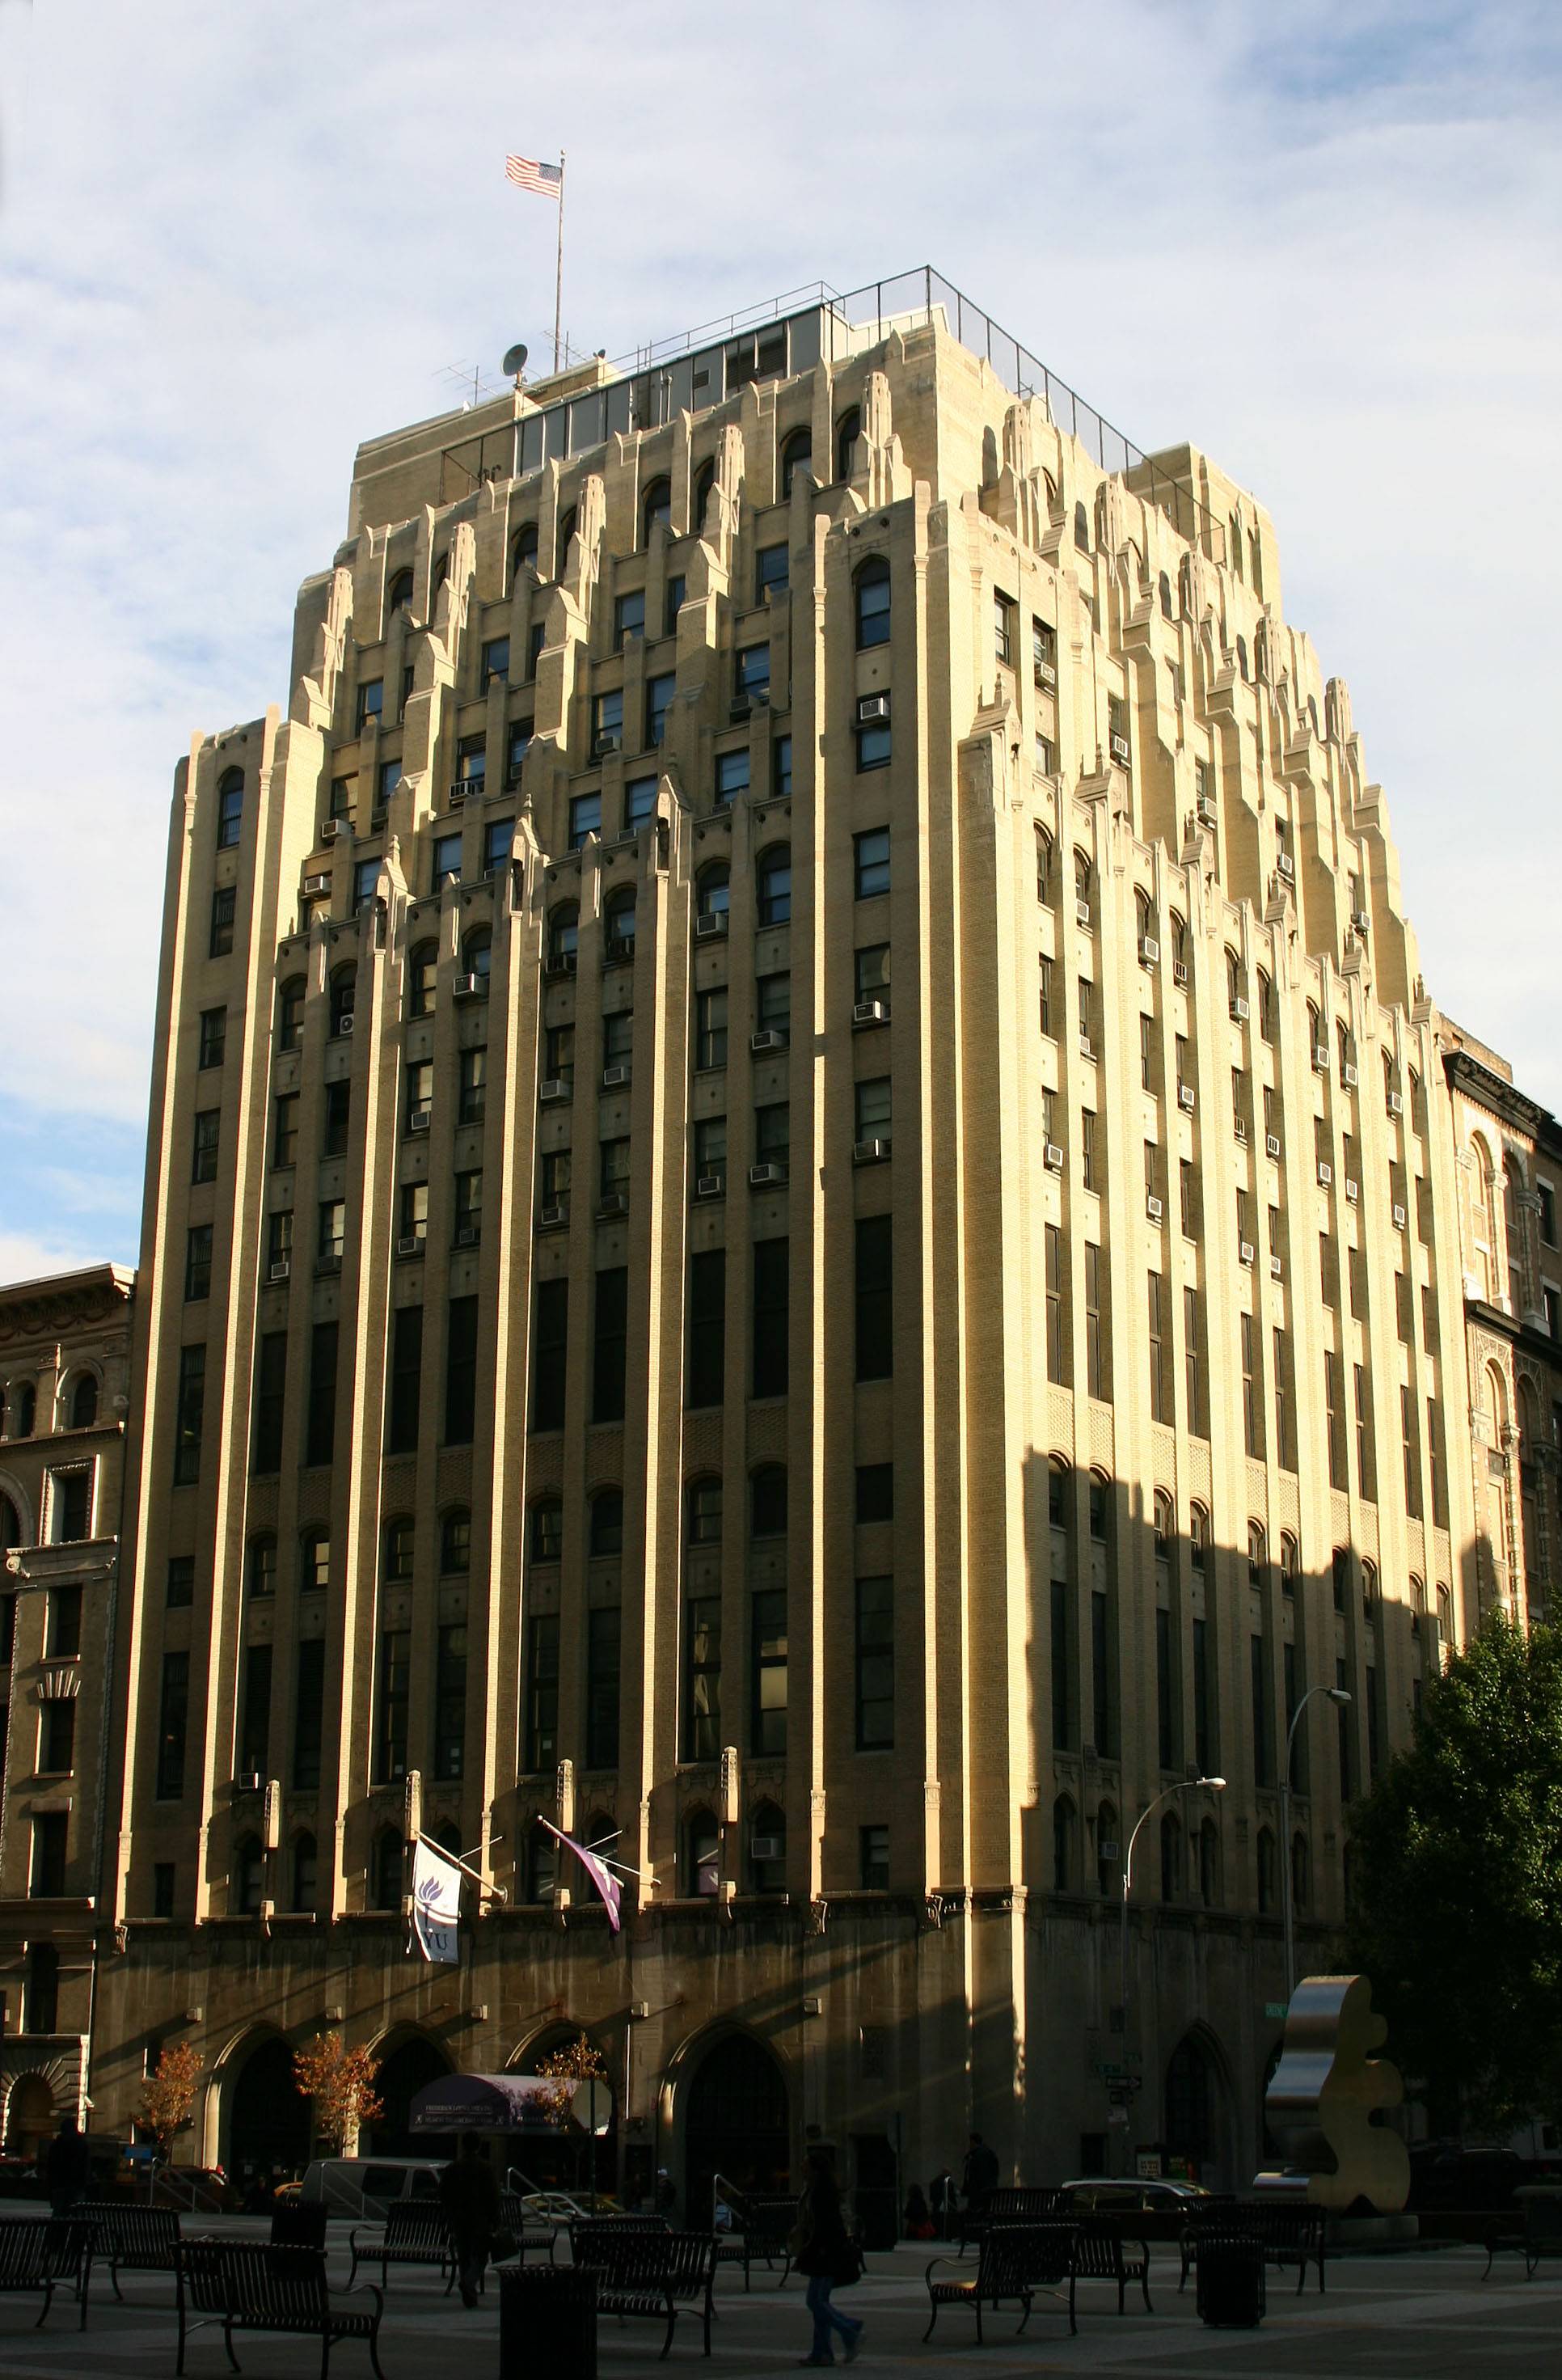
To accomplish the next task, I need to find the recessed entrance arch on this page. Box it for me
[227,2035,310,2188]
[5,2073,54,2162]
[1164,2030,1228,2188]
[509,2025,618,2196]
[368,2034,453,2158]
[682,2031,790,2227]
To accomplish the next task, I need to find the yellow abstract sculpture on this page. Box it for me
[1258,1975,1410,2213]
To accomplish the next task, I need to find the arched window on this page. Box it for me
[1235,636,1249,681]
[0,1494,19,1550]
[440,1508,471,1574]
[779,426,812,498]
[69,1374,99,1431]
[1279,1533,1298,1596]
[1074,500,1090,552]
[291,1833,318,1913]
[854,557,890,650]
[530,1499,563,1562]
[1226,949,1243,1009]
[686,1477,722,1545]
[217,766,244,852]
[603,888,636,956]
[1409,1574,1425,1639]
[695,864,729,922]
[1290,1830,1310,1911]
[1154,1492,1175,1562]
[1307,1000,1322,1060]
[547,903,579,971]
[462,929,492,992]
[1188,1504,1208,1574]
[372,1827,403,1912]
[555,505,577,576]
[749,1799,787,1894]
[1199,1817,1221,1908]
[386,567,414,617]
[640,478,671,549]
[1074,849,1092,908]
[1159,571,1173,620]
[1088,1472,1111,1544]
[1134,888,1153,949]
[589,1489,623,1558]
[527,1825,557,1902]
[1247,1521,1267,1588]
[691,458,716,531]
[234,1835,264,1917]
[1034,825,1053,903]
[1256,971,1275,1043]
[750,1465,787,1537]
[511,522,538,579]
[328,966,355,1037]
[1436,1584,1451,1664]
[247,1534,277,1598]
[1332,1547,1350,1610]
[1170,914,1188,977]
[834,406,861,483]
[277,977,306,1052]
[408,941,437,1017]
[1256,1826,1277,1913]
[1336,1019,1354,1078]
[1160,1810,1183,1900]
[299,1528,330,1594]
[757,845,791,928]
[1096,1800,1119,1895]
[1362,1558,1378,1614]
[685,1809,720,1896]
[1053,1795,1076,1892]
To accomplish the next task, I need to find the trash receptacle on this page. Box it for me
[499,2262,597,2379]
[1197,2236,1265,2327]
[271,2201,329,2250]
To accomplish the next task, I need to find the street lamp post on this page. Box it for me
[1118,1774,1226,2051]
[1279,1687,1351,1999]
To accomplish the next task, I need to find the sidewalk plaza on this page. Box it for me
[0,2233,1556,2379]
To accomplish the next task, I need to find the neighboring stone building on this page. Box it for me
[0,1263,134,2159]
[1440,1021,1562,1630]
[95,269,1482,2200]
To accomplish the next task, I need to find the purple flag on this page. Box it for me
[539,1819,623,1932]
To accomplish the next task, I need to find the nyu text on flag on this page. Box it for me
[505,156,563,199]
[539,1818,623,1932]
[410,1838,461,1964]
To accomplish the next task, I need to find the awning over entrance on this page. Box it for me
[409,2073,611,2135]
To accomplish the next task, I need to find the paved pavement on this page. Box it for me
[0,2232,1556,2377]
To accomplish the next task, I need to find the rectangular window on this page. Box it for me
[46,1591,78,1659]
[646,672,675,747]
[456,1045,486,1126]
[272,1094,298,1169]
[482,818,511,877]
[1252,1634,1270,1786]
[1084,1242,1107,1399]
[755,543,789,601]
[432,829,461,887]
[292,1639,325,1790]
[1395,1270,1412,1343]
[184,1224,213,1302]
[855,1215,893,1380]
[695,987,728,1071]
[1087,1587,1111,1756]
[598,1135,630,1203]
[751,1587,788,1755]
[209,886,236,957]
[855,1463,893,1523]
[1540,1182,1557,1246]
[166,1555,195,1610]
[854,827,891,900]
[317,1199,345,1268]
[479,633,509,687]
[1355,1363,1376,1499]
[433,1624,467,1782]
[854,945,890,1002]
[682,1597,720,1761]
[387,1304,423,1453]
[623,775,656,833]
[1193,1617,1212,1775]
[444,1296,479,1445]
[356,677,382,730]
[1241,1311,1263,1457]
[859,1824,890,1891]
[1428,1397,1447,1524]
[155,1651,189,1799]
[380,757,403,807]
[854,1080,890,1148]
[735,643,770,703]
[1036,952,1054,1038]
[1184,1287,1204,1435]
[531,1278,568,1431]
[1148,1272,1167,1423]
[1045,1224,1066,1381]
[585,1607,622,1769]
[37,1693,72,1778]
[1402,1384,1422,1517]
[454,1168,483,1241]
[377,1629,411,1782]
[238,1642,272,1778]
[1156,1607,1176,1769]
[399,1182,428,1246]
[30,1812,68,1899]
[306,1321,338,1467]
[568,790,602,850]
[994,589,1016,666]
[771,733,792,798]
[1078,976,1093,1053]
[583,1266,627,1424]
[192,1109,220,1185]
[198,1006,226,1069]
[172,1343,205,1486]
[687,1249,725,1406]
[855,1576,894,1748]
[322,1080,351,1160]
[1273,1327,1294,1469]
[507,720,533,787]
[752,1237,789,1398]
[614,589,645,650]
[1081,1109,1097,1193]
[715,748,750,807]
[1321,1350,1345,1488]
[1050,1575,1071,1750]
[757,972,792,1035]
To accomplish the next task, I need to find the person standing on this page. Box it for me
[43,2113,91,2217]
[438,2133,499,2307]
[792,2147,864,2368]
[961,2133,998,2210]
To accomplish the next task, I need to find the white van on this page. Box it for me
[298,2157,447,2220]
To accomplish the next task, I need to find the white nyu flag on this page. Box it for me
[411,1839,461,1964]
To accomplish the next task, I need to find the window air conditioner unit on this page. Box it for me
[547,952,579,976]
[1074,899,1092,928]
[453,974,482,1000]
[604,936,634,965]
[853,1139,890,1165]
[602,1064,631,1089]
[320,818,342,841]
[1317,1161,1332,1186]
[302,873,331,896]
[1177,1083,1195,1113]
[857,693,890,722]
[317,1251,342,1273]
[1197,797,1218,828]
[1276,850,1294,879]
[448,781,467,805]
[1233,1116,1248,1143]
[1109,733,1131,767]
[1043,1143,1065,1173]
[1146,1195,1164,1222]
[1387,1090,1404,1116]
[597,1193,629,1218]
[695,1173,725,1198]
[538,1204,567,1229]
[694,913,728,940]
[1269,1254,1283,1279]
[233,1773,264,1795]
[1230,996,1251,1022]
[1345,1177,1359,1203]
[1239,1241,1256,1266]
[729,699,752,722]
[593,732,623,758]
[750,1029,787,1054]
[1342,1062,1359,1088]
[1266,1133,1282,1159]
[1138,936,1159,966]
[455,1225,480,1247]
[1391,1203,1408,1231]
[853,999,888,1028]
[1172,961,1189,989]
[1034,661,1057,691]
[1079,1036,1094,1061]
[1351,908,1370,933]
[749,1163,787,1187]
[338,1012,356,1035]
[267,1261,290,1283]
[1311,1044,1330,1072]
[396,1235,423,1257]
[538,1079,570,1104]
[749,1834,783,1862]
[409,1108,432,1133]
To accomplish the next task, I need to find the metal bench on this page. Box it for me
[82,2200,182,2298]
[957,2185,1066,2255]
[0,2215,92,2331]
[924,2221,1078,2344]
[1070,2218,1152,2313]
[219,2243,386,2378]
[734,2195,799,2287]
[1484,2192,1562,2280]
[570,2226,718,2359]
[346,2198,454,2293]
[176,2238,232,2374]
[496,2192,558,2264]
[1180,2203,1326,2295]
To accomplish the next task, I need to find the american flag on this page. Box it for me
[505,154,563,199]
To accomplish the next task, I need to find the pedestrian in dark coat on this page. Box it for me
[43,2115,90,2217]
[792,2148,863,2367]
[438,2133,499,2306]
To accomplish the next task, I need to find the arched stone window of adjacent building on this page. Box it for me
[1053,1795,1076,1892]
[1362,1558,1378,1616]
[511,522,538,581]
[372,1827,404,1912]
[0,1493,20,1555]
[779,426,812,499]
[1154,1491,1176,1570]
[1035,825,1053,903]
[1519,1383,1540,1587]
[1160,1810,1183,1901]
[1279,1532,1298,1598]
[854,556,891,651]
[1159,570,1174,619]
[1256,1826,1277,1914]
[1169,913,1188,979]
[462,928,492,993]
[684,1809,720,1897]
[1074,848,1093,913]
[547,903,579,972]
[602,888,635,958]
[640,478,671,550]
[1074,500,1090,552]
[1188,1503,1208,1576]
[1247,1521,1267,1590]
[234,1834,264,1917]
[834,406,861,484]
[749,1800,786,1895]
[1436,1584,1452,1666]
[68,1373,99,1431]
[386,566,414,619]
[216,766,245,852]
[695,864,729,924]
[527,1824,557,1903]
[1256,970,1275,1043]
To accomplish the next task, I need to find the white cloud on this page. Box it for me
[1,0,1558,1258]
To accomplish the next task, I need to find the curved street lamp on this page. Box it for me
[1118,1776,1226,2039]
[1280,1686,1351,1997]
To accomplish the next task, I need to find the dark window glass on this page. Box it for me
[755,543,789,601]
[322,1079,350,1159]
[752,1237,789,1398]
[854,828,890,899]
[198,1007,226,1068]
[173,1346,205,1486]
[184,1224,213,1301]
[687,1249,726,1407]
[252,1330,287,1473]
[30,1813,68,1898]
[306,1321,337,1467]
[387,1305,423,1455]
[192,1109,220,1184]
[166,1555,195,1609]
[855,1215,893,1380]
[593,1266,628,1423]
[239,1642,272,1777]
[434,1624,467,1782]
[855,1463,893,1523]
[531,1278,568,1431]
[444,1296,479,1445]
[682,1596,721,1760]
[209,886,236,957]
[859,1824,889,1891]
[855,558,890,649]
[750,1465,787,1537]
[526,1614,560,1770]
[376,1630,410,1782]
[751,1587,787,1755]
[47,1587,82,1657]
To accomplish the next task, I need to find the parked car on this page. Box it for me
[1056,2177,1213,2215]
[298,2158,447,2219]
[1407,2143,1526,2211]
[513,2189,623,2230]
[153,2166,239,2213]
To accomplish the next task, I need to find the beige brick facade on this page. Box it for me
[93,276,1484,2201]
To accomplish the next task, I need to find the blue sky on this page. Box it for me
[1,0,1559,1276]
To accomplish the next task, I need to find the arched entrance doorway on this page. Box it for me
[6,2073,54,2162]
[683,2033,789,2228]
[1164,2032,1224,2187]
[368,2035,452,2158]
[228,2036,310,2190]
[512,2027,618,2199]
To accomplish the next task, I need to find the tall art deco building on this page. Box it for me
[96,272,1488,2204]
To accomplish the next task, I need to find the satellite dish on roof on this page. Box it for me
[503,342,529,384]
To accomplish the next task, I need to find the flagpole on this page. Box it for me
[412,1832,507,1903]
[553,150,566,372]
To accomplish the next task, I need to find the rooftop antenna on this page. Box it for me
[502,341,529,391]
[435,359,496,411]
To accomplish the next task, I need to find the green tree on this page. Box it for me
[1347,1614,1562,2132]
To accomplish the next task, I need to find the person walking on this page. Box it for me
[438,2133,499,2306]
[43,2113,91,2217]
[792,2146,864,2367]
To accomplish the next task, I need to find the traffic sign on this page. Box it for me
[1264,2002,1289,2020]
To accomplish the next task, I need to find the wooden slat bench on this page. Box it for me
[1070,2219,1153,2313]
[1179,2203,1326,2294]
[1484,2192,1562,2280]
[0,2216,92,2332]
[82,2200,182,2298]
[221,2243,386,2378]
[570,2226,718,2358]
[347,2198,454,2293]
[924,2221,1078,2344]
